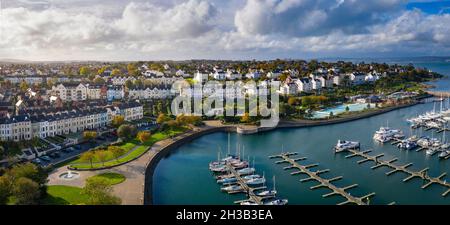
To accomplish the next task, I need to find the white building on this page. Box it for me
[349,72,367,85]
[51,83,87,101]
[295,78,313,93]
[107,86,125,101]
[0,102,143,142]
[111,76,137,86]
[194,71,209,83]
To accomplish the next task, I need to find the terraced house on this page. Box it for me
[0,102,143,141]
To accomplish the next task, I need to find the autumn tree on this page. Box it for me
[117,124,137,140]
[156,113,170,125]
[79,66,91,76]
[80,151,96,168]
[83,131,97,141]
[19,81,29,92]
[109,146,125,162]
[287,97,298,106]
[240,112,251,123]
[112,115,125,127]
[96,151,108,166]
[111,69,121,76]
[137,131,151,143]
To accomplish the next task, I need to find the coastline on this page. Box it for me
[143,100,423,205]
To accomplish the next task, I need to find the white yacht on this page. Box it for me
[245,176,266,186]
[426,148,437,155]
[264,198,288,205]
[240,200,259,205]
[256,176,277,197]
[373,127,403,143]
[221,185,243,192]
[334,140,360,152]
[237,167,256,176]
[438,151,450,159]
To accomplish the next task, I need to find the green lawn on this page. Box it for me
[86,173,126,185]
[43,185,90,205]
[69,128,185,170]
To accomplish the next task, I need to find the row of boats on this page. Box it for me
[407,100,450,130]
[334,125,450,159]
[373,125,450,158]
[209,145,288,205]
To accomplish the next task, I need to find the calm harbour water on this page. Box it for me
[152,60,450,205]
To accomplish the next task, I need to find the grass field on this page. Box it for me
[86,173,126,185]
[43,185,90,205]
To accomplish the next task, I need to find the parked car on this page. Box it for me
[32,158,42,164]
[49,152,60,158]
[73,145,81,150]
[40,156,51,162]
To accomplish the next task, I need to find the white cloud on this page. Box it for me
[0,0,449,60]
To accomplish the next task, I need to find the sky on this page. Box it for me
[0,0,449,61]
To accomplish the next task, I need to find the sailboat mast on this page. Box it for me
[227,133,230,156]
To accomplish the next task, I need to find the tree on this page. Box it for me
[345,106,350,112]
[0,176,11,205]
[109,146,125,162]
[117,124,137,140]
[80,151,96,168]
[96,151,108,166]
[93,77,105,84]
[156,113,169,125]
[124,80,134,89]
[241,112,251,123]
[79,66,91,76]
[112,115,125,127]
[97,66,108,75]
[137,131,151,143]
[9,163,47,189]
[287,97,297,106]
[82,179,121,205]
[19,81,29,92]
[12,177,40,205]
[83,131,97,141]
[111,69,121,76]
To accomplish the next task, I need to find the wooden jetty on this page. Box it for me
[338,149,450,197]
[270,152,375,205]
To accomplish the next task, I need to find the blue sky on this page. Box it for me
[0,0,449,61]
[407,0,450,14]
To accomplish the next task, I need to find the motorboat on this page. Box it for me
[438,151,450,159]
[426,148,437,155]
[334,140,360,152]
[397,140,417,150]
[373,127,403,143]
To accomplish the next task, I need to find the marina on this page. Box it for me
[208,139,288,205]
[270,152,376,205]
[336,148,450,197]
[153,98,450,205]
